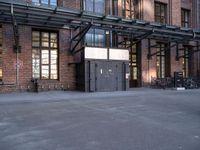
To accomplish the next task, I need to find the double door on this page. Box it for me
[88,61,127,92]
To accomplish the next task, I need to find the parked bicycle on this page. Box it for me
[151,77,174,89]
[183,78,198,89]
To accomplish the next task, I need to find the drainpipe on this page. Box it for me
[11,4,19,87]
[197,0,200,75]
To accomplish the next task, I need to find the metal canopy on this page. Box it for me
[1,0,200,53]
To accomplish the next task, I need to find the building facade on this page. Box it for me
[0,0,200,92]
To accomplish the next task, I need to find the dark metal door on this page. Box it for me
[89,61,96,92]
[115,63,123,91]
[88,61,128,92]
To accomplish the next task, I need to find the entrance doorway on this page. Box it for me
[88,61,128,92]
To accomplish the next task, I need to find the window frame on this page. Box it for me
[128,41,137,80]
[156,43,166,78]
[32,0,57,7]
[155,2,167,24]
[182,47,189,78]
[83,0,105,14]
[0,24,2,47]
[122,0,139,19]
[181,8,190,28]
[0,24,2,82]
[112,0,118,16]
[32,30,59,80]
[85,28,106,47]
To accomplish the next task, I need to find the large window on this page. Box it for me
[84,0,105,14]
[155,2,167,24]
[83,0,105,46]
[181,9,190,28]
[0,25,2,82]
[0,25,2,47]
[129,44,137,80]
[156,43,166,78]
[32,0,57,6]
[105,0,119,16]
[112,0,118,16]
[32,31,58,79]
[122,0,139,19]
[182,47,189,78]
[85,29,105,47]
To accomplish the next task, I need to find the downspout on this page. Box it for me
[196,0,200,75]
[11,4,19,87]
[168,0,171,25]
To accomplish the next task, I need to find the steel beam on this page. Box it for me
[11,4,21,53]
[70,23,92,53]
[0,0,199,41]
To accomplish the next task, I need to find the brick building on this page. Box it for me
[0,0,200,92]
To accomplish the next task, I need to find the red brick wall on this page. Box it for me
[142,0,182,26]
[0,24,76,93]
[58,0,81,9]
[0,0,199,92]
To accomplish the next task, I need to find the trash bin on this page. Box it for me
[174,72,183,88]
[31,78,39,92]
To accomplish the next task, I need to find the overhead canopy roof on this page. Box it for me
[0,0,200,42]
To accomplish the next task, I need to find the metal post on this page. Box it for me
[147,38,151,60]
[176,42,179,61]
[11,3,19,86]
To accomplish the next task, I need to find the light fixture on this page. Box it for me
[106,31,110,35]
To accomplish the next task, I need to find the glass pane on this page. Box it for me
[155,5,160,15]
[160,17,165,24]
[131,63,136,66]
[50,50,58,79]
[50,33,57,48]
[95,34,104,47]
[32,0,39,3]
[32,31,40,47]
[51,50,57,65]
[94,29,105,47]
[0,68,2,81]
[95,0,105,13]
[50,0,57,6]
[42,50,49,64]
[132,54,136,62]
[41,0,48,5]
[41,32,49,47]
[85,0,93,12]
[0,27,2,46]
[185,13,189,22]
[133,67,137,80]
[41,65,49,79]
[85,33,93,46]
[155,16,160,22]
[51,65,58,79]
[185,58,189,77]
[32,49,40,78]
[112,0,118,16]
[132,45,136,53]
[161,5,165,16]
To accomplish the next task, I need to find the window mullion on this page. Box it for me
[49,32,51,79]
[39,32,42,79]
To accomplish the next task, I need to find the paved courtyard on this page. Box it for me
[0,89,200,150]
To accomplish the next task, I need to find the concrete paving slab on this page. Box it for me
[0,88,200,150]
